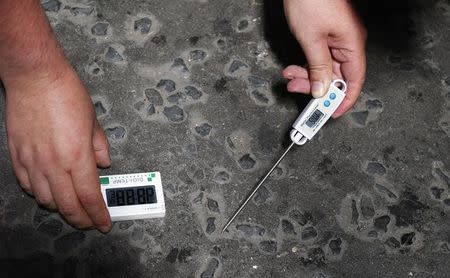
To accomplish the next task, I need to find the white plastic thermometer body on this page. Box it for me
[290,79,347,145]
[99,172,166,221]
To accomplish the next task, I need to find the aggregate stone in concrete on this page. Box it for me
[0,0,450,277]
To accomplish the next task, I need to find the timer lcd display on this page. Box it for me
[106,186,156,207]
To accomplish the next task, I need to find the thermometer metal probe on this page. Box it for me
[221,141,295,232]
[222,80,347,232]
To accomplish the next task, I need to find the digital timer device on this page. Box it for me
[99,172,165,221]
[222,79,347,232]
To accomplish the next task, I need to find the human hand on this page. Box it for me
[4,65,112,233]
[282,0,367,117]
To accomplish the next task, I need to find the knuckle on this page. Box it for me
[67,145,83,159]
[8,142,18,159]
[55,144,85,169]
[61,145,84,163]
[21,185,33,195]
[17,149,33,166]
[360,27,368,41]
[36,196,54,208]
[308,64,331,72]
[353,28,368,43]
[78,192,101,208]
[59,203,79,219]
[16,174,31,190]
[37,150,55,166]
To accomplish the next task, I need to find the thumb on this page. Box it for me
[303,38,333,98]
[92,120,111,168]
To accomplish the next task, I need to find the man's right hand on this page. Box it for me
[5,65,113,233]
[282,0,367,117]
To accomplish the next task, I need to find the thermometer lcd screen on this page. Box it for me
[106,186,156,207]
[306,109,324,128]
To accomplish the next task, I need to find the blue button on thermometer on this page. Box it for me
[222,80,347,232]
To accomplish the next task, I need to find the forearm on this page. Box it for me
[0,0,67,89]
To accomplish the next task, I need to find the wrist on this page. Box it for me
[0,0,69,92]
[1,48,70,93]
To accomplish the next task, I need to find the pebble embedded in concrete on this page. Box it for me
[206,217,216,234]
[163,105,185,122]
[248,75,270,87]
[374,215,391,232]
[151,35,166,46]
[228,60,248,75]
[144,88,164,106]
[289,209,310,226]
[200,258,220,278]
[157,79,176,93]
[213,170,231,184]
[134,17,152,34]
[259,240,277,254]
[70,7,94,17]
[54,231,86,253]
[329,238,342,255]
[207,198,219,213]
[236,224,265,237]
[195,123,212,137]
[280,219,296,235]
[189,50,207,62]
[360,195,375,219]
[365,162,387,176]
[253,185,271,204]
[251,89,270,104]
[105,126,127,140]
[183,86,203,100]
[91,22,109,35]
[350,111,369,126]
[94,101,107,116]
[37,219,63,238]
[385,237,401,249]
[42,0,61,12]
[237,19,249,31]
[171,58,189,76]
[238,154,256,170]
[105,46,124,62]
[119,221,134,230]
[301,226,318,241]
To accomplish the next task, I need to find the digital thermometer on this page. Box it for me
[99,172,166,221]
[222,80,347,231]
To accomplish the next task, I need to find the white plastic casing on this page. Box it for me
[290,80,347,145]
[100,172,166,221]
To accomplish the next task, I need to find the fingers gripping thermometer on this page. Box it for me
[221,80,347,232]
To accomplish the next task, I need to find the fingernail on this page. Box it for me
[98,225,112,233]
[311,81,325,98]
